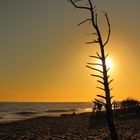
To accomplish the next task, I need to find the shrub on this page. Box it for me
[121,98,139,109]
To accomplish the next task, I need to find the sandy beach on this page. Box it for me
[0,112,140,140]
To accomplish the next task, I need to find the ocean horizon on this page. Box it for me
[0,102,93,122]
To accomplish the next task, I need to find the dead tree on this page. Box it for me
[68,0,118,139]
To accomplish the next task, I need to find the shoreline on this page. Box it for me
[0,112,91,124]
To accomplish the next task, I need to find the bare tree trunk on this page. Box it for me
[100,33,118,140]
[102,49,118,140]
[69,0,118,139]
[106,104,118,140]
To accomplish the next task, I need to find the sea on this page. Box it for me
[0,102,93,123]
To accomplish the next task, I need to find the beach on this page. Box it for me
[0,112,140,140]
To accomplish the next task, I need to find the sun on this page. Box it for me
[95,57,113,72]
[106,58,113,70]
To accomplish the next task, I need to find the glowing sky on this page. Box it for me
[0,0,140,102]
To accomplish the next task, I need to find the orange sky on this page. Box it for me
[0,0,140,102]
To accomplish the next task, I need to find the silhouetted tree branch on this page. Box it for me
[69,0,118,139]
[86,65,103,73]
[94,99,106,106]
[91,74,104,79]
[97,80,104,85]
[89,55,102,60]
[103,12,111,47]
[78,18,91,26]
[87,62,102,66]
[96,86,105,91]
[97,94,106,99]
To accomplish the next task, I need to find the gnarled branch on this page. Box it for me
[97,94,106,99]
[78,18,91,26]
[94,99,106,106]
[91,74,104,80]
[110,96,114,99]
[87,63,102,66]
[96,86,105,91]
[96,52,102,59]
[86,65,103,73]
[85,39,99,44]
[89,55,102,60]
[111,101,115,106]
[97,80,104,85]
[68,0,91,10]
[106,67,111,72]
[105,53,109,58]
[108,79,113,85]
[103,12,111,47]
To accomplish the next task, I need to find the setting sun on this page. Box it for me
[0,1,140,139]
[95,57,113,72]
[106,58,113,70]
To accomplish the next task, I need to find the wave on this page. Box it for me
[0,102,92,122]
[46,109,78,113]
[0,117,3,119]
[14,111,38,116]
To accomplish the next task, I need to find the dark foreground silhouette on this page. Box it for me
[0,107,140,140]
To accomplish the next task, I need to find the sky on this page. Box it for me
[0,0,140,102]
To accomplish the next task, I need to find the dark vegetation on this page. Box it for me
[121,98,139,109]
[89,98,140,135]
[117,98,140,116]
[90,98,140,120]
